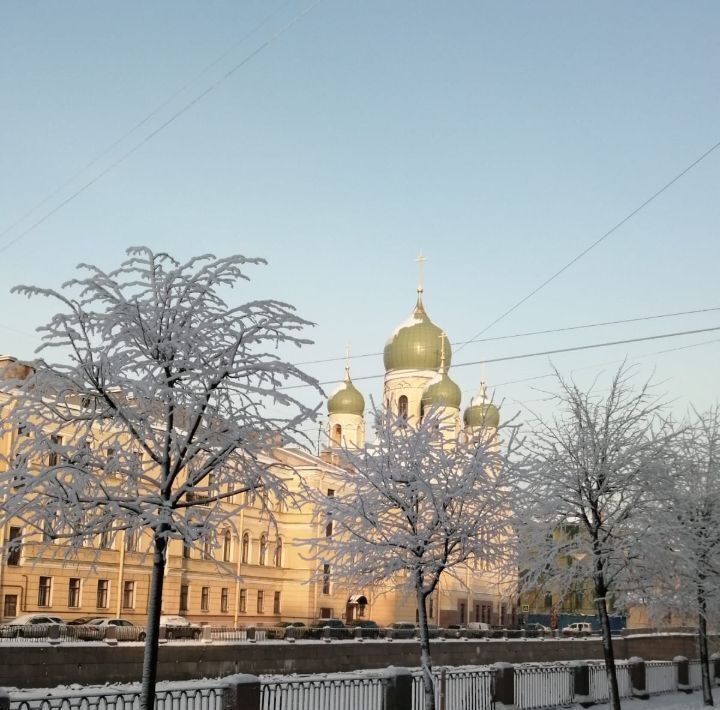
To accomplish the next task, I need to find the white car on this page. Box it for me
[85,617,146,641]
[562,622,593,637]
[4,613,65,638]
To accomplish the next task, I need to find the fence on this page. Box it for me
[4,656,716,710]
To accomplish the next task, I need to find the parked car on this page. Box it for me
[386,622,417,639]
[5,614,65,638]
[306,618,352,640]
[346,619,382,638]
[562,622,593,637]
[267,621,307,639]
[522,622,550,635]
[84,617,146,641]
[159,615,202,640]
[67,616,101,626]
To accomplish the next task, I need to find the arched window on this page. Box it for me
[332,424,342,446]
[222,530,232,562]
[544,593,553,609]
[274,538,283,568]
[241,532,250,564]
[259,534,267,565]
[398,395,408,420]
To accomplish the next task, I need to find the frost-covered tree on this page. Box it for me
[516,365,673,710]
[306,406,521,710]
[644,406,720,706]
[0,248,320,710]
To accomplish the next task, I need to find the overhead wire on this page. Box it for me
[0,0,296,246]
[0,0,326,256]
[283,324,720,390]
[293,305,720,367]
[453,136,720,353]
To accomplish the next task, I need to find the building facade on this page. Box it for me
[0,283,512,628]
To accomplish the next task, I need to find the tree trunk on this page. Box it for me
[139,528,168,710]
[416,582,435,710]
[595,576,622,710]
[698,582,714,706]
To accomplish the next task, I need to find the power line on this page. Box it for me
[454,136,720,354]
[0,1,296,246]
[284,324,720,390]
[293,305,720,367]
[0,0,325,256]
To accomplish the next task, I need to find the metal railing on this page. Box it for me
[10,685,224,710]
[261,673,385,710]
[514,664,573,709]
[646,660,676,695]
[411,666,494,710]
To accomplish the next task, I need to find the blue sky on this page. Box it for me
[1,1,718,433]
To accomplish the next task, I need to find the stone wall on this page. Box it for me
[1,634,713,689]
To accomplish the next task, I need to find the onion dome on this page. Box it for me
[327,364,365,416]
[463,382,500,429]
[384,293,451,372]
[421,336,461,409]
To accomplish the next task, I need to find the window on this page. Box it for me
[241,532,249,563]
[429,598,434,620]
[274,538,283,568]
[97,580,109,608]
[7,526,21,566]
[179,584,189,612]
[325,520,333,538]
[331,424,342,446]
[68,578,81,608]
[273,591,281,615]
[99,528,113,549]
[122,581,135,609]
[220,588,228,613]
[398,395,408,420]
[3,594,17,618]
[239,589,247,613]
[202,537,212,560]
[259,534,267,565]
[38,577,52,607]
[48,434,62,466]
[320,607,333,619]
[544,593,553,609]
[223,530,232,562]
[257,590,264,614]
[125,529,139,553]
[182,542,191,559]
[201,586,209,611]
[322,563,331,595]
[327,489,335,498]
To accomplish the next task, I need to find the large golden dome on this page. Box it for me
[327,369,365,416]
[383,295,451,372]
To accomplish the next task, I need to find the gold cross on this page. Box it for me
[416,251,426,294]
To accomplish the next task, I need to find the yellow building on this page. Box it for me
[0,283,512,628]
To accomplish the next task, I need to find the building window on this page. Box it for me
[322,563,331,595]
[259,534,267,565]
[429,598,434,619]
[202,537,213,560]
[68,578,81,608]
[3,594,18,618]
[179,584,189,612]
[273,591,281,615]
[325,520,333,538]
[122,581,135,609]
[257,590,264,614]
[223,530,232,562]
[241,532,249,564]
[99,528,113,549]
[97,580,109,608]
[48,434,62,466]
[201,586,209,612]
[239,589,247,613]
[7,526,21,566]
[327,489,335,497]
[274,538,283,568]
[320,607,333,619]
[332,424,342,446]
[182,542,191,559]
[220,588,228,613]
[544,593,553,609]
[38,577,52,607]
[398,395,408,420]
[125,529,139,553]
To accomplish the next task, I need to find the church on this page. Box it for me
[0,278,514,629]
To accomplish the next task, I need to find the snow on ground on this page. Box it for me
[567,691,711,709]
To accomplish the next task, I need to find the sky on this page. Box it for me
[1,1,718,440]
